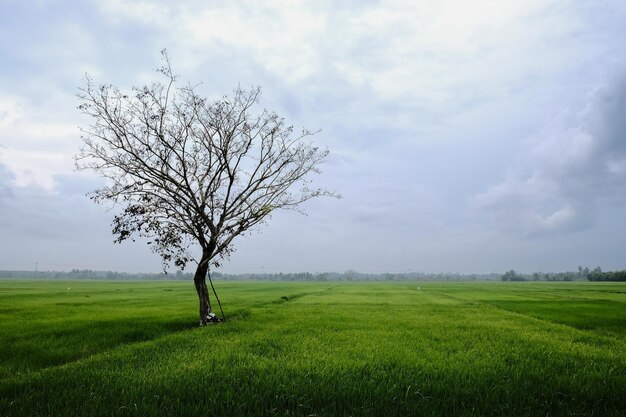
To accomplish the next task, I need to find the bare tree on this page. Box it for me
[76,52,338,325]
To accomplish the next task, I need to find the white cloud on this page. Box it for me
[0,96,24,128]
[97,0,171,26]
[473,73,626,235]
[93,0,586,106]
[0,96,79,190]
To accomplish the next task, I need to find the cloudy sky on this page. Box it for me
[1,0,626,274]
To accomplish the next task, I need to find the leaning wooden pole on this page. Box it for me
[207,270,226,322]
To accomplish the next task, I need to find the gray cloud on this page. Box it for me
[474,73,626,235]
[0,160,14,201]
[0,162,160,270]
[0,172,99,240]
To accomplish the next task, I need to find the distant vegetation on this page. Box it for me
[586,267,626,281]
[0,269,501,281]
[3,266,626,281]
[501,266,626,282]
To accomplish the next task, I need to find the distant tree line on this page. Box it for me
[2,267,624,282]
[500,267,626,282]
[0,269,501,282]
[585,267,626,282]
[215,271,501,282]
[0,269,188,280]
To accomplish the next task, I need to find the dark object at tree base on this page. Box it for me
[201,312,224,326]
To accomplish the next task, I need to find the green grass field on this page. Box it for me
[1,280,625,416]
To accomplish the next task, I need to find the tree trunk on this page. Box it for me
[194,257,213,325]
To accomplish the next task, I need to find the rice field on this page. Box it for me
[0,280,625,416]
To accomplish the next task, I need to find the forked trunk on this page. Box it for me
[194,257,213,325]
